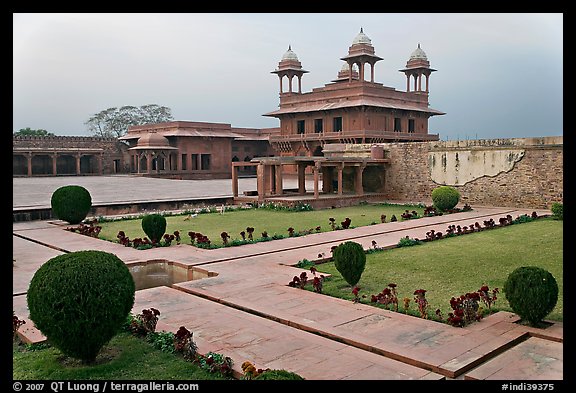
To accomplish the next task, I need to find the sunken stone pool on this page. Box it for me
[128,260,217,290]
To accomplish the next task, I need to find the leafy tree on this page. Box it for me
[14,128,55,136]
[85,104,173,137]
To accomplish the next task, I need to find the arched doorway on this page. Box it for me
[31,155,52,175]
[13,155,27,176]
[57,155,76,175]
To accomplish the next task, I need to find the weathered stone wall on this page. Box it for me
[382,136,563,209]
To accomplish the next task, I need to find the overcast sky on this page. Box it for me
[13,13,563,141]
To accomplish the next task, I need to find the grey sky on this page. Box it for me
[13,13,563,141]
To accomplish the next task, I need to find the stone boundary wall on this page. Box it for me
[382,136,563,209]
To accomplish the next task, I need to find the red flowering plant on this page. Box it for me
[370,283,399,311]
[173,230,181,244]
[478,285,499,310]
[246,227,255,240]
[288,271,308,289]
[162,233,175,246]
[287,227,295,237]
[66,221,102,238]
[329,217,336,230]
[220,231,230,246]
[188,231,197,245]
[117,230,132,247]
[413,289,429,319]
[239,231,246,241]
[447,292,483,327]
[341,217,352,229]
[310,266,325,294]
[13,312,25,340]
[129,307,161,336]
[174,326,197,360]
[352,286,362,303]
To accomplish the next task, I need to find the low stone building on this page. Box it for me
[12,135,129,176]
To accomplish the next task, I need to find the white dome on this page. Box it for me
[281,45,299,61]
[352,28,372,45]
[410,44,428,60]
[340,63,358,72]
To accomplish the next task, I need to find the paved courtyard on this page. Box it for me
[13,176,563,381]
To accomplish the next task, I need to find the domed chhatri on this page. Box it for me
[410,43,428,61]
[340,27,382,83]
[400,43,436,93]
[136,132,171,148]
[352,27,372,46]
[281,45,299,61]
[272,45,309,94]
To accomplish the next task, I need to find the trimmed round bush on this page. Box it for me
[254,369,304,380]
[431,186,460,211]
[50,185,92,224]
[27,250,135,363]
[333,241,366,287]
[551,202,563,220]
[141,214,167,244]
[503,266,558,326]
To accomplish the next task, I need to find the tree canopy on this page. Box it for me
[14,128,55,137]
[85,104,174,137]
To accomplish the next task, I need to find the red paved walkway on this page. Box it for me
[13,205,563,380]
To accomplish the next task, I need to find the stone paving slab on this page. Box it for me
[134,286,444,380]
[464,337,563,380]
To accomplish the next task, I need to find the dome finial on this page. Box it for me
[288,44,292,51]
[418,43,420,48]
[360,27,363,33]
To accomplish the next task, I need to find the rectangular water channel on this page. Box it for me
[127,260,217,290]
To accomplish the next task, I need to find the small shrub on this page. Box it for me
[254,369,304,380]
[503,266,558,326]
[147,331,176,353]
[141,214,167,244]
[397,236,422,248]
[295,259,315,269]
[195,351,233,377]
[50,185,92,224]
[27,250,135,363]
[333,241,366,287]
[551,203,563,220]
[431,186,460,211]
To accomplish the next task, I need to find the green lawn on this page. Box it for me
[97,203,425,247]
[315,218,563,322]
[13,333,230,380]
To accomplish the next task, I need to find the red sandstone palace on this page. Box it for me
[13,29,443,181]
